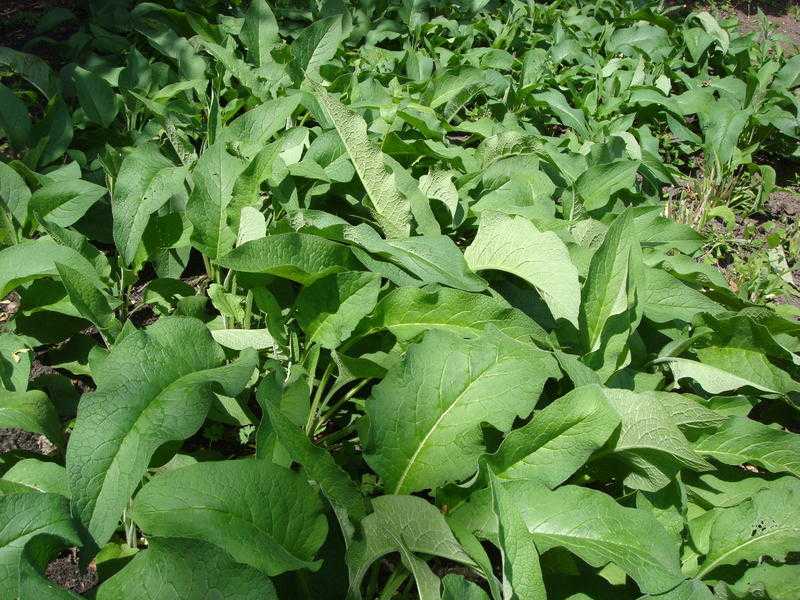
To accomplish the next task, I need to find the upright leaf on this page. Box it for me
[112,144,188,265]
[67,317,257,546]
[312,84,413,237]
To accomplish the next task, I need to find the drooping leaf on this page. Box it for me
[450,480,684,595]
[487,384,620,487]
[73,66,119,128]
[132,458,328,577]
[464,211,580,326]
[96,538,278,600]
[0,493,82,598]
[695,416,800,478]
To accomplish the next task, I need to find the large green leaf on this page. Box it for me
[695,416,800,478]
[487,385,620,487]
[599,388,712,491]
[96,538,278,600]
[295,271,381,349]
[464,211,580,326]
[132,459,328,577]
[0,389,64,448]
[18,534,82,600]
[289,16,342,84]
[575,160,640,210]
[0,160,30,226]
[697,478,800,578]
[67,317,257,546]
[487,469,545,600]
[312,84,413,237]
[355,286,547,343]
[29,179,106,227]
[450,481,684,594]
[216,233,360,284]
[240,0,279,67]
[580,210,643,378]
[365,328,559,493]
[0,82,31,150]
[346,495,473,599]
[73,66,118,128]
[187,96,299,258]
[112,144,188,265]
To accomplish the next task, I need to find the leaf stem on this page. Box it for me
[305,362,334,435]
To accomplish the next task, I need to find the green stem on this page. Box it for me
[320,420,359,445]
[377,566,409,600]
[317,378,370,429]
[305,362,334,435]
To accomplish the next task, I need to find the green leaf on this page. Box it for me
[0,493,82,598]
[695,416,800,478]
[365,328,559,493]
[96,538,278,600]
[657,347,800,395]
[487,385,620,487]
[289,16,342,84]
[346,225,486,292]
[73,66,118,128]
[296,271,380,349]
[55,262,121,340]
[0,389,64,448]
[240,0,279,67]
[575,160,640,210]
[346,495,473,599]
[355,286,547,343]
[66,317,257,547]
[262,388,368,525]
[312,84,413,237]
[0,160,31,226]
[698,478,800,577]
[0,47,58,98]
[30,179,107,227]
[579,210,643,377]
[210,328,276,350]
[599,388,712,491]
[188,96,298,258]
[112,144,188,265]
[2,459,69,496]
[216,233,360,284]
[530,90,589,137]
[464,211,580,326]
[487,468,545,600]
[132,458,328,577]
[0,82,31,150]
[450,481,684,594]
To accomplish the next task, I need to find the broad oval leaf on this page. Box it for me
[96,538,277,600]
[364,328,559,494]
[216,232,360,284]
[131,458,328,577]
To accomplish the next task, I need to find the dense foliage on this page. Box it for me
[1,0,799,598]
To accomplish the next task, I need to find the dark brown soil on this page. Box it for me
[45,548,98,595]
[767,190,800,217]
[0,293,20,326]
[0,427,56,455]
[671,0,800,48]
[0,0,86,56]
